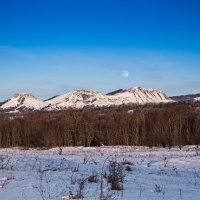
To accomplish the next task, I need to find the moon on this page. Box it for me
[121,70,129,78]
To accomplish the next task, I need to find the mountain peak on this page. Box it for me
[0,86,173,112]
[72,90,102,96]
[14,93,37,99]
[128,86,144,92]
[0,93,46,112]
[129,86,143,90]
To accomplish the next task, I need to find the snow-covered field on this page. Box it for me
[0,146,199,200]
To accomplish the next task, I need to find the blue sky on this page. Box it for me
[0,0,200,101]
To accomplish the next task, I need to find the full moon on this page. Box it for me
[121,70,129,78]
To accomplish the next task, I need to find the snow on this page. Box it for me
[194,97,200,101]
[45,90,105,110]
[0,146,199,200]
[0,87,174,112]
[45,87,173,110]
[0,93,47,111]
[91,87,173,107]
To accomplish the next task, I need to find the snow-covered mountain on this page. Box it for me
[94,87,172,106]
[0,87,173,112]
[45,90,105,110]
[45,87,173,110]
[0,93,47,113]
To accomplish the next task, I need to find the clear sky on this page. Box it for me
[0,0,200,101]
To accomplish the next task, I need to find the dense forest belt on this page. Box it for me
[0,104,200,148]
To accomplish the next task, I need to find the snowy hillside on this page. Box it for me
[194,96,200,101]
[0,93,47,112]
[45,87,173,110]
[0,87,173,112]
[45,90,105,110]
[103,86,172,105]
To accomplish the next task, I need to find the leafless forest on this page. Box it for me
[0,102,200,148]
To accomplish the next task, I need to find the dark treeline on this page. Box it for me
[0,103,200,148]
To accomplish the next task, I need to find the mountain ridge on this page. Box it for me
[0,93,47,113]
[0,86,174,113]
[171,93,200,101]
